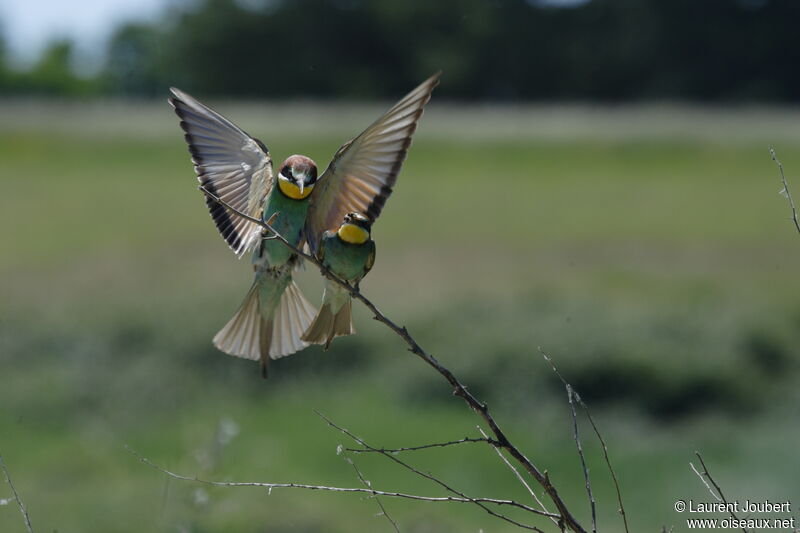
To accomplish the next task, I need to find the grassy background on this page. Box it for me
[1,101,799,532]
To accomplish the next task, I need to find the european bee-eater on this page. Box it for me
[301,73,440,346]
[302,213,375,348]
[169,72,439,374]
[170,91,319,376]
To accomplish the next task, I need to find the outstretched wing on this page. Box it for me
[304,73,440,254]
[169,88,274,257]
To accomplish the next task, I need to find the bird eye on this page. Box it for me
[282,166,292,178]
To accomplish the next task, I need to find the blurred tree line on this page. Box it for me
[1,0,799,101]
[0,37,98,96]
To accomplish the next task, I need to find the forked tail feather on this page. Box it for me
[213,280,317,377]
[301,299,355,350]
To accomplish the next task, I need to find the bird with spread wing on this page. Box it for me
[170,73,439,375]
[302,74,440,347]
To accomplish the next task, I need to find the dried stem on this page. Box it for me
[769,147,800,235]
[540,349,629,533]
[346,437,493,454]
[199,186,588,533]
[316,411,553,531]
[340,449,400,532]
[566,385,596,533]
[0,454,35,533]
[129,446,554,527]
[690,452,747,533]
[477,426,558,528]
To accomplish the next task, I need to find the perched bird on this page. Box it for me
[301,73,440,346]
[169,72,439,374]
[169,90,319,377]
[302,213,376,348]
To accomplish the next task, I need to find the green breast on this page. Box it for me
[255,188,310,267]
[322,232,374,282]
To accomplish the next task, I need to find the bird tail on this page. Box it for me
[213,280,317,377]
[270,280,317,361]
[302,298,355,350]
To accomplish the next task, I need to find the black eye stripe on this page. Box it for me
[343,213,371,229]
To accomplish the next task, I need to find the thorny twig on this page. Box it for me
[129,446,555,525]
[540,349,596,532]
[0,454,35,533]
[541,348,630,533]
[566,384,596,533]
[769,147,800,235]
[476,426,558,529]
[690,452,747,533]
[340,448,400,532]
[346,437,493,454]
[198,186,589,532]
[316,411,553,531]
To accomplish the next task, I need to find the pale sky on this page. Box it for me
[0,0,588,69]
[0,0,172,67]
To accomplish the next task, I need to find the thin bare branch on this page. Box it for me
[315,411,552,531]
[129,446,553,526]
[540,348,596,532]
[346,437,493,454]
[688,463,720,502]
[769,147,800,235]
[199,184,588,533]
[566,385,596,533]
[477,426,558,528]
[691,452,747,533]
[341,450,400,532]
[541,349,629,533]
[576,401,627,532]
[0,454,35,533]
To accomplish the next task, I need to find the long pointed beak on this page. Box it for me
[298,181,305,195]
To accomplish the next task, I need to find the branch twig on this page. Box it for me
[316,411,552,531]
[198,185,588,533]
[346,437,493,454]
[769,147,800,235]
[690,452,747,533]
[340,449,400,532]
[0,454,35,533]
[129,446,554,527]
[540,349,629,533]
[477,426,558,528]
[566,384,596,533]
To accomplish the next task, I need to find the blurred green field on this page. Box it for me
[2,101,799,533]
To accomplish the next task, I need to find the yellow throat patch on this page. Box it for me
[337,223,370,244]
[278,179,313,200]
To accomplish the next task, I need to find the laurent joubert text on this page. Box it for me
[674,499,795,530]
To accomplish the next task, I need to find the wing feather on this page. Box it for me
[305,73,440,253]
[169,88,274,256]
